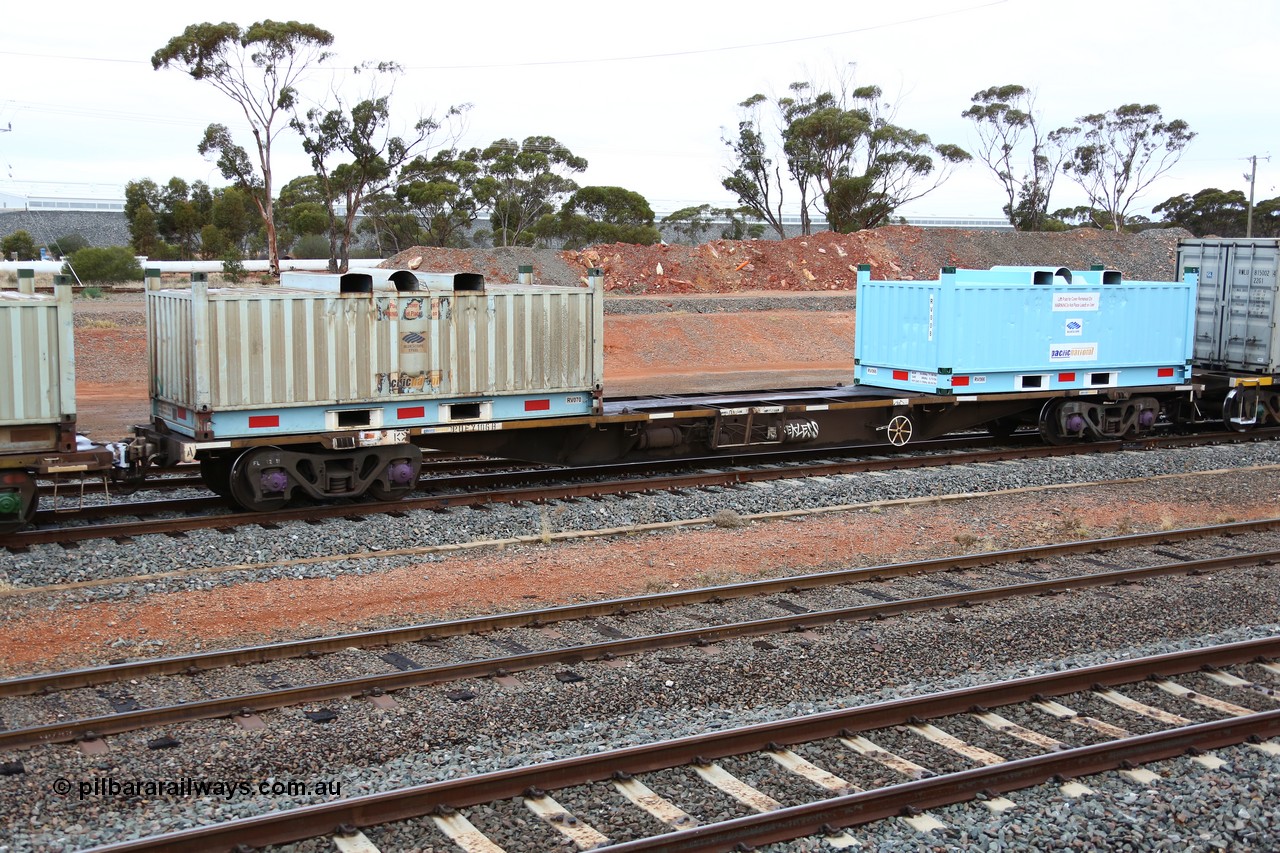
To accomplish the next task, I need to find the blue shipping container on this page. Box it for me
[853,265,1195,395]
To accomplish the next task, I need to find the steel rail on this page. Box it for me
[3,516,1276,698]
[14,427,1279,547]
[0,438,1149,548]
[79,637,1280,852]
[600,711,1280,851]
[17,427,1280,541]
[4,545,1276,751]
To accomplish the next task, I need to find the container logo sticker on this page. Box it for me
[1050,342,1098,362]
[1052,292,1099,312]
[402,298,424,321]
[400,331,426,354]
[1064,319,1083,336]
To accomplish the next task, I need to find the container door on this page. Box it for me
[1187,242,1231,367]
[1230,242,1279,371]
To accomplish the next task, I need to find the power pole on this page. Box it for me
[1244,154,1270,238]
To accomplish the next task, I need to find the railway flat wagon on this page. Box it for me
[1177,237,1280,428]
[137,267,604,509]
[853,264,1195,395]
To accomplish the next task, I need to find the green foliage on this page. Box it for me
[716,207,766,240]
[152,241,182,262]
[290,65,454,271]
[221,247,247,283]
[65,247,143,283]
[50,233,90,257]
[472,136,587,246]
[398,148,485,247]
[292,234,331,259]
[199,224,227,259]
[357,192,425,255]
[1051,206,1106,229]
[722,95,786,238]
[662,205,715,245]
[724,82,969,236]
[1153,188,1280,238]
[153,19,335,274]
[962,84,1075,231]
[1,230,38,261]
[80,286,104,299]
[211,186,256,249]
[536,186,661,249]
[1061,104,1195,230]
[129,202,159,256]
[660,205,766,244]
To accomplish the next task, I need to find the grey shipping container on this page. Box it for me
[1178,238,1280,374]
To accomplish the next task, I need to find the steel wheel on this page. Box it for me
[367,456,420,502]
[1037,399,1074,446]
[228,447,292,512]
[1222,388,1257,432]
[886,415,913,447]
[0,472,38,534]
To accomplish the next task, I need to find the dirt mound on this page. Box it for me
[385,226,1191,294]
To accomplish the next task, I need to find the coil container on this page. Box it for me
[0,281,76,454]
[853,265,1195,395]
[147,269,604,440]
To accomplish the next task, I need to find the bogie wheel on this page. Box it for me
[1222,388,1257,433]
[228,447,292,512]
[367,455,421,502]
[0,472,39,534]
[886,415,913,447]
[1037,400,1074,446]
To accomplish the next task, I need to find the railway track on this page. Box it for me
[2,519,1275,753]
[75,636,1280,851]
[9,428,1276,550]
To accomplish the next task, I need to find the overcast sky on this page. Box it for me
[1,0,1275,221]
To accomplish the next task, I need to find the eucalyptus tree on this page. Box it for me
[962,84,1074,230]
[1061,104,1195,231]
[472,137,588,247]
[290,63,459,271]
[724,82,969,235]
[152,20,334,274]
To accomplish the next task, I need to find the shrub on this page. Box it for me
[711,509,745,528]
[221,247,247,284]
[50,234,89,257]
[64,247,143,284]
[2,230,38,261]
[292,234,331,260]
